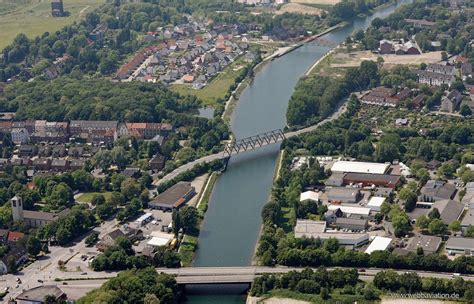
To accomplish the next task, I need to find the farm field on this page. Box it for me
[0,0,105,50]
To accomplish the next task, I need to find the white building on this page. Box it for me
[365,236,392,254]
[294,219,369,247]
[331,161,390,175]
[367,196,386,212]
[327,205,371,218]
[300,191,320,203]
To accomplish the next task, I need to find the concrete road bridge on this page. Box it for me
[155,266,474,286]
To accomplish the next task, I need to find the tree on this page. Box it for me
[172,209,180,238]
[428,208,441,220]
[179,206,199,233]
[416,215,430,229]
[449,220,461,233]
[27,235,42,256]
[85,231,99,247]
[144,293,161,304]
[460,104,472,117]
[121,178,141,201]
[441,52,448,61]
[261,201,280,224]
[428,218,447,235]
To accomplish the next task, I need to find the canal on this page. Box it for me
[185,1,412,302]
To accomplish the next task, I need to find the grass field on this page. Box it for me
[170,57,247,106]
[0,0,105,50]
[76,191,113,203]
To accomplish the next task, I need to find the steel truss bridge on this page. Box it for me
[223,129,285,157]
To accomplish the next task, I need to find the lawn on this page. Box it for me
[170,57,248,106]
[0,0,105,50]
[76,191,113,203]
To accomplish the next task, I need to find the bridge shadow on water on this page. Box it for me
[181,284,249,304]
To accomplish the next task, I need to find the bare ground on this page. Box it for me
[291,0,340,4]
[330,50,442,69]
[276,3,324,15]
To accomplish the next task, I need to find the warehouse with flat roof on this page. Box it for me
[331,161,390,175]
[365,236,392,254]
[445,237,474,256]
[149,182,196,211]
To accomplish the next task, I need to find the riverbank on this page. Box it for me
[222,22,345,125]
[179,172,219,266]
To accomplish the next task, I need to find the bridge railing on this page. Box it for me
[223,129,285,157]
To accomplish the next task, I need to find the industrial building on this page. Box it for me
[365,236,392,254]
[294,219,369,248]
[149,182,196,211]
[326,187,361,204]
[445,237,474,256]
[331,161,390,175]
[367,196,386,212]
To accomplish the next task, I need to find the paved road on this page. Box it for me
[20,265,473,300]
[154,101,348,187]
[0,219,118,300]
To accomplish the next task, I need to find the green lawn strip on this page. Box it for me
[179,172,218,266]
[76,191,113,203]
[170,57,248,106]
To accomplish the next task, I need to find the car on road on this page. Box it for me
[81,272,88,275]
[37,279,44,283]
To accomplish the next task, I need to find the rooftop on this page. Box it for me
[432,199,464,225]
[406,234,442,254]
[446,237,474,251]
[327,205,371,217]
[150,182,195,209]
[365,236,392,254]
[367,196,386,208]
[331,161,390,175]
[16,285,65,302]
[300,191,319,202]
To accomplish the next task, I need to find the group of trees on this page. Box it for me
[328,0,392,26]
[374,270,474,301]
[78,267,178,304]
[259,229,474,274]
[286,60,380,127]
[250,267,378,301]
[91,236,181,271]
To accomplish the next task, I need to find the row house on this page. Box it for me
[70,120,118,144]
[0,157,85,172]
[440,90,463,113]
[117,123,173,139]
[416,70,456,87]
[404,18,436,28]
[360,87,408,107]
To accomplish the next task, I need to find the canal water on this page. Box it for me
[184,1,412,302]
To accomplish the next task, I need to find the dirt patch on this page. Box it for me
[276,3,324,15]
[330,50,442,69]
[291,0,340,5]
[263,298,311,304]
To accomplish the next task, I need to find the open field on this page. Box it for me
[0,0,32,16]
[76,191,113,203]
[170,57,248,106]
[0,0,105,50]
[330,50,442,69]
[290,0,340,5]
[275,3,324,15]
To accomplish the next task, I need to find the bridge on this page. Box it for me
[223,129,286,157]
[153,100,348,186]
[154,266,474,286]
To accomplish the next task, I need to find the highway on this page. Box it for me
[153,100,347,187]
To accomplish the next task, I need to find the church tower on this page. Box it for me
[11,196,24,223]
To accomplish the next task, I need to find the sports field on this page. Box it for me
[0,0,105,50]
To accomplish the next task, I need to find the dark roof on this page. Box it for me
[16,285,65,302]
[107,229,125,240]
[23,208,70,222]
[150,181,195,209]
[432,200,464,225]
[421,180,456,200]
[343,172,401,186]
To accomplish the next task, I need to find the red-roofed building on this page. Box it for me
[7,231,25,244]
